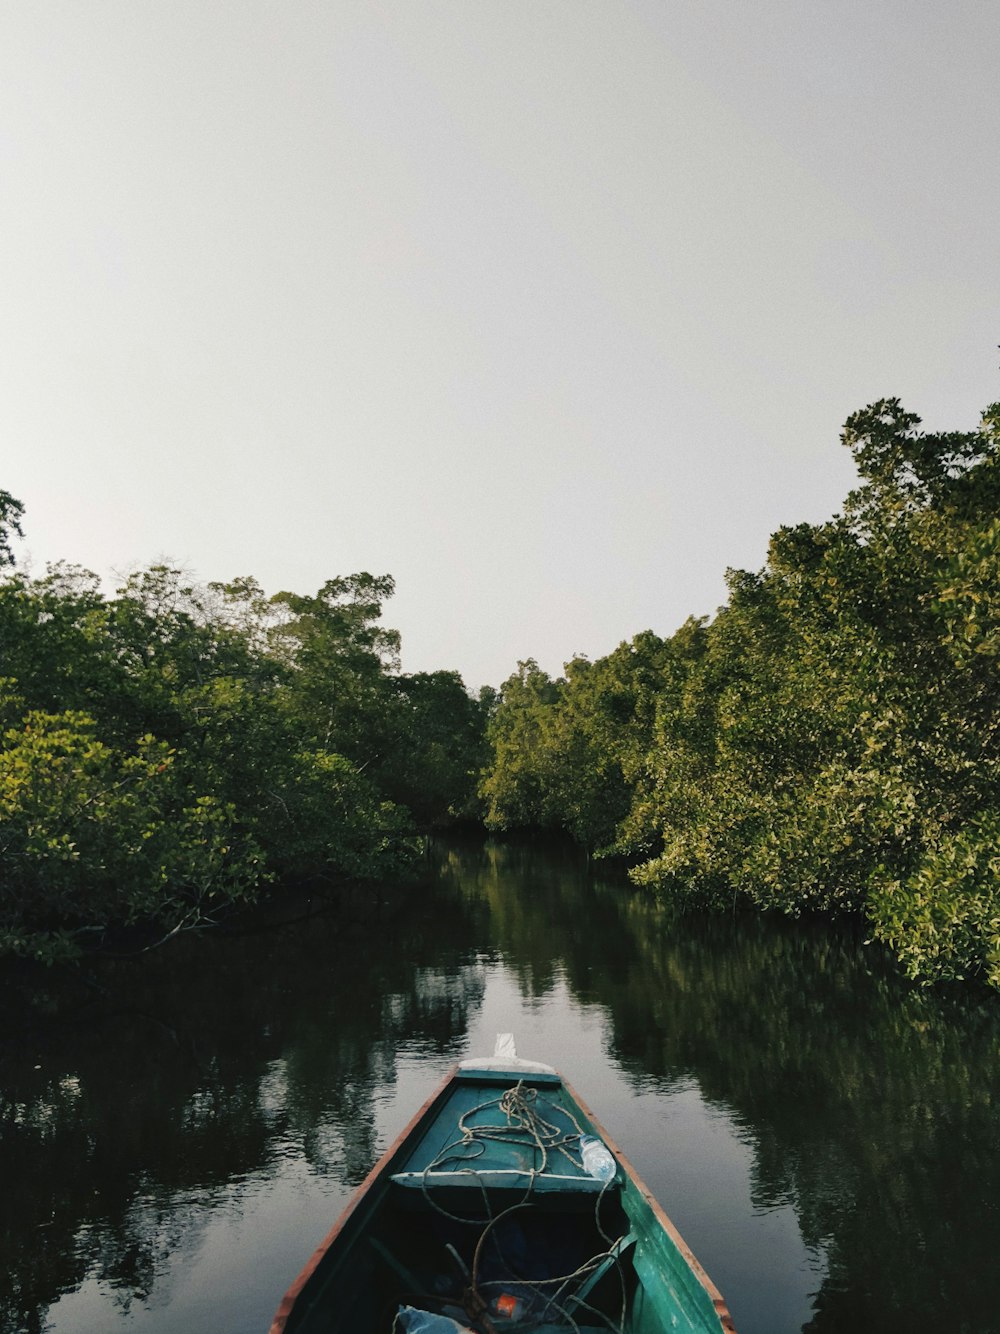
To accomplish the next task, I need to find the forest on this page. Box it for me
[482,397,1000,990]
[0,495,489,963]
[3,392,1000,988]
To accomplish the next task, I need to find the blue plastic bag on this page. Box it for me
[395,1305,474,1334]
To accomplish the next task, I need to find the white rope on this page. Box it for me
[405,1081,627,1331]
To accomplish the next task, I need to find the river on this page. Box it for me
[2,836,998,1333]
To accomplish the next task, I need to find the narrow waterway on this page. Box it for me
[2,837,999,1334]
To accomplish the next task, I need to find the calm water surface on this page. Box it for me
[2,837,999,1334]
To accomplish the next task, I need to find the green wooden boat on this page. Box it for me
[270,1037,736,1334]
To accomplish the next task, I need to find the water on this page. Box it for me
[2,836,999,1333]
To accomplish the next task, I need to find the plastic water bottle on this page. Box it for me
[580,1134,616,1182]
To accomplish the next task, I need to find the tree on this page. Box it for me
[269,574,401,763]
[0,555,426,961]
[0,711,264,961]
[477,394,1000,989]
[380,671,488,824]
[479,660,563,835]
[0,489,24,566]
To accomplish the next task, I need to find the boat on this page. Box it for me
[269,1036,736,1333]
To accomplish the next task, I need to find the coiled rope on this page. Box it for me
[405,1081,626,1333]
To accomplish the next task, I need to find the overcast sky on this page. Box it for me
[2,1,997,688]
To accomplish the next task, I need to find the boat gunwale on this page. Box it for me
[268,1062,737,1334]
[562,1074,737,1334]
[268,1071,455,1333]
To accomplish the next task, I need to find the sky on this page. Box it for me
[1,1,997,690]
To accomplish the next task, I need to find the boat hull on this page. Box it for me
[270,1063,735,1333]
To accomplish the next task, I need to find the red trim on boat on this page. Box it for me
[268,1066,458,1333]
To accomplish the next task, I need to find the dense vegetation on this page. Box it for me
[480,398,1000,989]
[5,393,1000,989]
[0,490,488,962]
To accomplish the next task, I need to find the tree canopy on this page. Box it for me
[480,397,1000,989]
[0,535,488,962]
[7,390,1000,989]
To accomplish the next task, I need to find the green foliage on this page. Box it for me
[479,659,564,833]
[0,499,484,960]
[869,812,1000,987]
[0,711,264,960]
[264,747,419,883]
[479,397,1000,989]
[0,489,24,566]
[269,573,401,759]
[480,636,676,852]
[381,671,491,824]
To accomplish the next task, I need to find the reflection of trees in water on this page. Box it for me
[440,837,1000,1334]
[4,839,998,1334]
[434,836,638,1002]
[0,882,486,1333]
[589,905,1000,1333]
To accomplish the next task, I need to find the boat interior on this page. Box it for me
[336,1175,640,1333]
[280,1067,723,1334]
